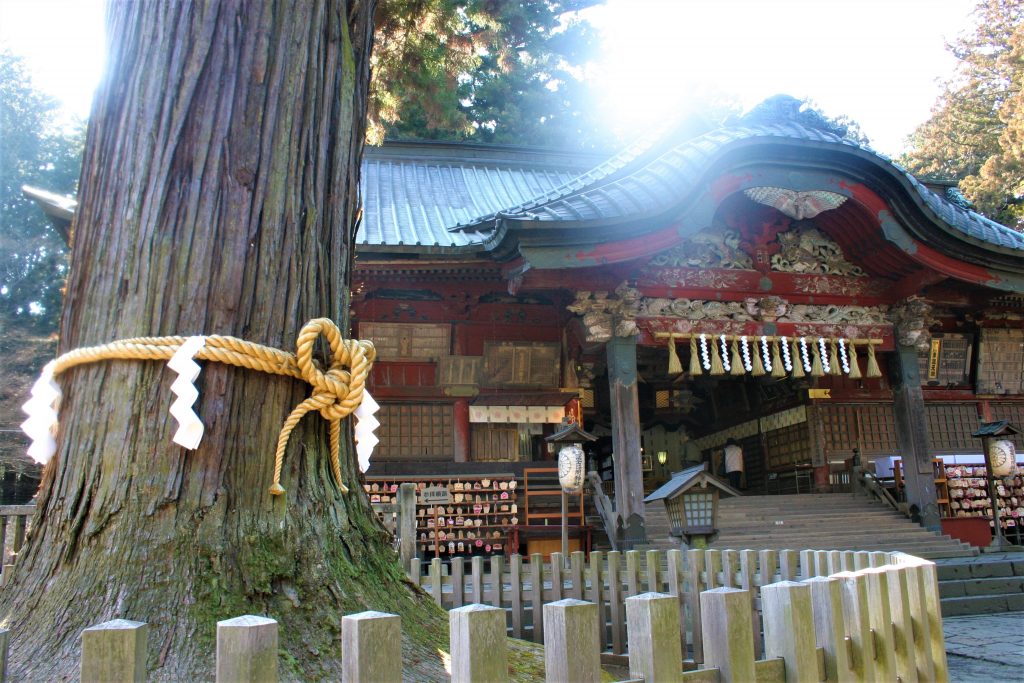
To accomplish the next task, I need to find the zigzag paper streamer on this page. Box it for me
[20,361,61,464]
[167,336,206,449]
[353,390,380,473]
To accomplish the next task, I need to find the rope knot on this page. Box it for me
[270,319,376,496]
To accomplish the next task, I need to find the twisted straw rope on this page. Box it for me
[48,318,375,496]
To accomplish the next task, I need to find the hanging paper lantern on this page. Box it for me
[990,440,1017,477]
[558,443,586,492]
[667,335,682,375]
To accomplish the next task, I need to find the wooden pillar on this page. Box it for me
[454,398,470,463]
[806,404,831,492]
[606,336,645,542]
[891,345,941,530]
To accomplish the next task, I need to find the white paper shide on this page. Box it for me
[353,390,380,473]
[20,360,61,464]
[167,336,207,450]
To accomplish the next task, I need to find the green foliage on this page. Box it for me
[0,50,83,330]
[901,0,1024,229]
[370,0,608,150]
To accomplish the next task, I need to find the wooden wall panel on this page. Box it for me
[376,403,453,460]
[925,403,979,453]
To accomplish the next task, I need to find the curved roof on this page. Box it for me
[460,122,1024,254]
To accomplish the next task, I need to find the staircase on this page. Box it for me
[644,493,978,559]
[935,555,1024,616]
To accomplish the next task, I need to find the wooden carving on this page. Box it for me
[770,224,865,277]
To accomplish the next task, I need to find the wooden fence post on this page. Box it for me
[705,549,722,589]
[452,557,466,609]
[738,549,762,659]
[341,611,401,683]
[80,619,147,683]
[721,549,737,588]
[905,559,948,683]
[216,615,278,683]
[449,604,507,683]
[587,550,605,651]
[570,551,585,601]
[854,551,870,570]
[832,571,876,682]
[805,576,853,682]
[429,557,443,606]
[666,549,687,656]
[544,599,600,683]
[779,550,799,580]
[885,566,919,683]
[894,561,935,682]
[607,551,624,654]
[490,555,505,608]
[625,550,640,596]
[510,554,524,639]
[398,483,417,571]
[530,552,545,643]
[0,627,8,682]
[862,568,897,681]
[686,548,706,664]
[646,549,662,592]
[471,556,484,604]
[800,550,816,578]
[626,593,682,683]
[550,553,564,602]
[700,587,755,683]
[761,581,817,683]
[759,549,778,585]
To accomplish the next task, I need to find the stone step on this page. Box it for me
[939,575,1024,599]
[940,593,1024,616]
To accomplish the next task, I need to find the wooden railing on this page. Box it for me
[0,505,34,574]
[853,466,901,511]
[407,546,947,671]
[45,549,948,682]
[586,471,619,550]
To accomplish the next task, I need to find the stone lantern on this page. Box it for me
[644,463,741,548]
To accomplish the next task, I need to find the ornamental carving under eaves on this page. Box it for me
[771,224,865,277]
[569,286,889,343]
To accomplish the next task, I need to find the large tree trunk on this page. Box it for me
[0,2,450,680]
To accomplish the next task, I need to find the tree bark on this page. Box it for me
[0,2,450,680]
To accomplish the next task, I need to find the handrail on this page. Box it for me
[585,471,619,551]
[854,467,901,512]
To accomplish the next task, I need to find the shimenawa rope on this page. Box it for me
[41,318,375,495]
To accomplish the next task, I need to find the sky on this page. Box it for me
[0,0,978,157]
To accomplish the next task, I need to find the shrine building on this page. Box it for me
[350,104,1024,552]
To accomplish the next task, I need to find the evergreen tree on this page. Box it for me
[370,0,608,149]
[0,50,83,330]
[901,0,1024,229]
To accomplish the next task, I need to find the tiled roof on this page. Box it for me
[480,122,1024,254]
[357,142,594,249]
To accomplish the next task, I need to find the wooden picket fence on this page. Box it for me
[409,548,946,667]
[42,550,946,682]
[0,505,32,578]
